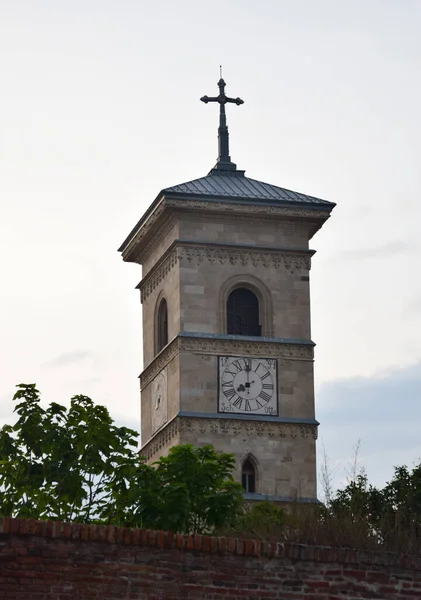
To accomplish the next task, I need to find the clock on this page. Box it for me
[151,369,168,434]
[218,356,278,415]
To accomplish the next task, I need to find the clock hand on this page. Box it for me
[245,360,250,394]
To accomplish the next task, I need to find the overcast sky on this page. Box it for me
[1,0,420,495]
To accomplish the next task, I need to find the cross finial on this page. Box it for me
[200,76,244,171]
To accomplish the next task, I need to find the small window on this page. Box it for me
[242,460,256,493]
[157,298,168,352]
[227,288,261,336]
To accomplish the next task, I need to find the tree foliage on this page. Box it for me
[105,444,243,533]
[327,464,421,551]
[0,384,244,532]
[0,384,138,522]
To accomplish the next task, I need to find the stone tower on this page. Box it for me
[118,78,335,502]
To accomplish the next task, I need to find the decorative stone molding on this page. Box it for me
[139,243,312,302]
[141,338,180,390]
[140,213,179,268]
[165,198,331,220]
[179,335,314,361]
[142,417,181,461]
[139,248,181,302]
[121,199,167,261]
[140,334,313,390]
[141,416,318,461]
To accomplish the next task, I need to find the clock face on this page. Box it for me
[218,356,278,415]
[151,369,168,434]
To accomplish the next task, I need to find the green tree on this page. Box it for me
[383,464,421,522]
[326,464,421,553]
[378,464,421,549]
[105,444,244,533]
[234,501,288,539]
[329,473,382,522]
[0,384,138,522]
[0,384,244,533]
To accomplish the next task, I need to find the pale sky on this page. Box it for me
[1,0,420,494]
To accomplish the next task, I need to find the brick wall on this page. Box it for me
[1,517,420,599]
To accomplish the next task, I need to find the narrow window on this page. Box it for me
[242,460,256,493]
[157,298,168,352]
[227,288,261,336]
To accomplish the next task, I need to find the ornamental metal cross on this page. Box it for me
[201,77,244,170]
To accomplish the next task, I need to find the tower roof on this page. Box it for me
[163,168,333,207]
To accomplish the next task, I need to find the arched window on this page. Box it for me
[157,298,168,352]
[227,288,261,337]
[242,460,256,493]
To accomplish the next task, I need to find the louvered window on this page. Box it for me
[227,288,261,336]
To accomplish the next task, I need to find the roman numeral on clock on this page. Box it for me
[262,383,273,390]
[225,369,237,376]
[259,391,272,403]
[232,397,243,409]
[223,388,236,400]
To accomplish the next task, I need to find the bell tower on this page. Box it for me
[118,78,335,502]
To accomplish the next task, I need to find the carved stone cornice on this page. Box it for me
[141,337,180,390]
[120,199,167,262]
[140,334,313,390]
[139,247,181,302]
[179,335,314,361]
[141,417,181,461]
[139,242,313,302]
[165,197,331,220]
[140,213,178,268]
[141,416,318,461]
[120,196,331,264]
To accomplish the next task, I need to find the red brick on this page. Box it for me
[105,525,116,543]
[140,529,148,546]
[80,525,89,541]
[217,537,227,555]
[236,539,244,555]
[193,534,202,551]
[227,537,236,554]
[10,519,20,535]
[243,539,255,556]
[0,517,11,534]
[202,535,211,552]
[131,528,140,546]
[0,520,420,599]
[124,527,132,545]
[209,536,218,553]
[164,531,174,549]
[157,531,166,549]
[147,529,157,546]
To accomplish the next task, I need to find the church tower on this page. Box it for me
[118,78,335,502]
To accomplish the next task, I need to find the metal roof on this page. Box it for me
[164,169,334,206]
